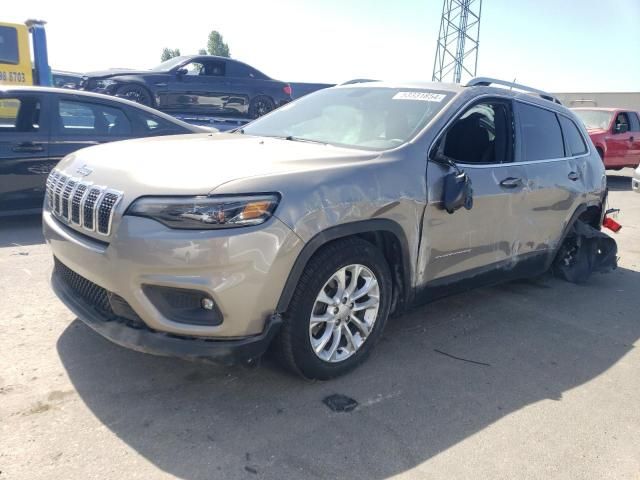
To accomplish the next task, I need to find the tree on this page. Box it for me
[160,48,181,62]
[206,31,231,58]
[198,48,207,55]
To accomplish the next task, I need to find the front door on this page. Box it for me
[167,59,229,114]
[606,112,633,167]
[419,98,529,290]
[0,93,52,213]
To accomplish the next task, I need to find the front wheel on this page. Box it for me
[276,237,392,379]
[115,84,154,106]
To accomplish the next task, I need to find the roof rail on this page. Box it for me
[340,78,379,86]
[465,77,562,104]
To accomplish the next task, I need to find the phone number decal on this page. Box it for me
[0,71,28,83]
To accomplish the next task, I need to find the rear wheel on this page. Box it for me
[276,238,392,379]
[248,95,275,119]
[115,84,154,106]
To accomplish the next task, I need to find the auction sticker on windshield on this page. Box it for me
[393,92,446,102]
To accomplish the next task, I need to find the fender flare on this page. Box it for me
[275,219,413,313]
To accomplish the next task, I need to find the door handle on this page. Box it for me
[568,171,580,181]
[12,142,45,153]
[630,136,635,142]
[499,177,523,188]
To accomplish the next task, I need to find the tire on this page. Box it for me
[248,95,275,119]
[115,84,154,107]
[276,237,392,380]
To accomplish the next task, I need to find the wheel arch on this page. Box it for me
[545,200,604,270]
[276,219,413,316]
[114,81,156,107]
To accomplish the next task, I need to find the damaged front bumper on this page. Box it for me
[51,263,282,365]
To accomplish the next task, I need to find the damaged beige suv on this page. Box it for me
[44,78,617,379]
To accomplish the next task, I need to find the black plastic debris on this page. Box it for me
[323,394,358,412]
[554,220,618,283]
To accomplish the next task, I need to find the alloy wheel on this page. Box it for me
[309,264,380,363]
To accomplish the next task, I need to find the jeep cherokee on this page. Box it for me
[44,77,614,379]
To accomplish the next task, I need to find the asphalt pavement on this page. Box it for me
[1,170,639,480]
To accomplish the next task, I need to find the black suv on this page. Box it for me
[82,55,293,119]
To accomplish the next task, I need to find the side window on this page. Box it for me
[558,115,588,156]
[626,112,640,132]
[613,112,630,133]
[440,100,513,164]
[517,102,565,161]
[57,100,132,136]
[200,61,226,77]
[129,110,185,135]
[227,62,257,79]
[0,26,19,64]
[0,97,40,132]
[183,62,204,76]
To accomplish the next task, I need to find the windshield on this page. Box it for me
[573,110,613,130]
[150,57,187,72]
[242,86,454,150]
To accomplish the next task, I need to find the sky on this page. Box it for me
[5,0,640,92]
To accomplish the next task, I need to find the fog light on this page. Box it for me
[201,298,215,310]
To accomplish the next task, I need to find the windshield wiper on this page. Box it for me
[284,136,327,145]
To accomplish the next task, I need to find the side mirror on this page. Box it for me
[443,170,474,214]
[176,68,187,77]
[614,123,629,134]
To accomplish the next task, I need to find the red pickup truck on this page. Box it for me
[572,108,640,169]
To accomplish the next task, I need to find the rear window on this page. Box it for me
[227,61,264,79]
[129,110,187,135]
[518,102,565,161]
[0,26,19,65]
[558,115,588,156]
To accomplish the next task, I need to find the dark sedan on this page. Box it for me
[82,55,293,119]
[0,86,210,216]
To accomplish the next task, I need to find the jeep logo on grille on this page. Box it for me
[76,165,93,177]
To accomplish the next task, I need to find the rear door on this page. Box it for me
[0,93,52,213]
[49,95,134,163]
[420,98,528,284]
[515,102,586,256]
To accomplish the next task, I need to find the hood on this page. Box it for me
[85,69,156,79]
[56,133,379,205]
[586,128,607,136]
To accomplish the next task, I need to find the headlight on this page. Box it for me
[126,195,280,229]
[96,79,118,89]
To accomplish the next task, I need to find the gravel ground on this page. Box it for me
[1,170,639,480]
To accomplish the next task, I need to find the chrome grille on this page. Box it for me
[70,184,87,224]
[61,179,77,220]
[45,169,122,237]
[83,188,102,230]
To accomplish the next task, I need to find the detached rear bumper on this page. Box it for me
[51,264,282,365]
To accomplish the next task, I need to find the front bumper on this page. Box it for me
[44,208,303,339]
[51,263,282,364]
